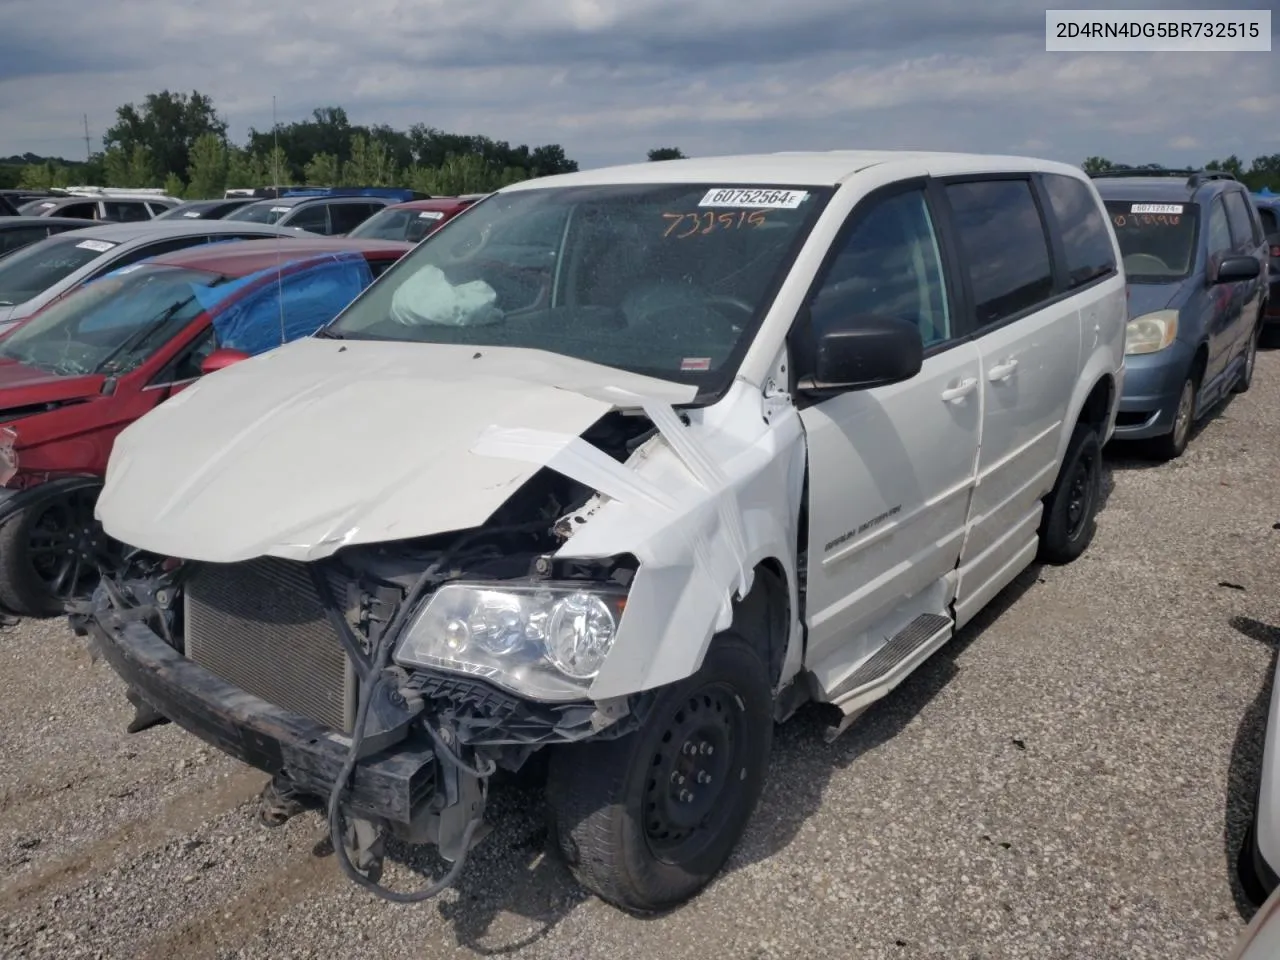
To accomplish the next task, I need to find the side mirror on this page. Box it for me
[1213,255,1261,284]
[797,315,924,395]
[199,347,250,375]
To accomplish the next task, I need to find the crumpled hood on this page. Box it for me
[97,337,695,562]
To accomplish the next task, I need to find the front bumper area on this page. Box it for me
[87,616,436,824]
[1111,341,1195,441]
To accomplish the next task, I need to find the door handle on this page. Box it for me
[940,377,978,402]
[987,359,1018,382]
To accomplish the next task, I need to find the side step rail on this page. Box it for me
[822,613,953,742]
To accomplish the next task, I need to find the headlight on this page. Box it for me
[1125,309,1179,355]
[393,581,626,701]
[0,426,19,485]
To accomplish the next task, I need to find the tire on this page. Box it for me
[545,635,773,913]
[1235,321,1261,394]
[0,485,115,618]
[1148,373,1198,462]
[1038,422,1102,565]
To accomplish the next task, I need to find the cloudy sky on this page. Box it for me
[1,0,1276,171]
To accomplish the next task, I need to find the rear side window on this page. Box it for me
[329,203,380,234]
[945,179,1054,327]
[1041,174,1116,288]
[61,202,98,220]
[103,201,151,223]
[1222,191,1258,249]
[288,203,331,234]
[0,226,54,256]
[1259,207,1278,235]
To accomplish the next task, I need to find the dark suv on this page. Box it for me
[1092,170,1268,459]
[1252,191,1280,333]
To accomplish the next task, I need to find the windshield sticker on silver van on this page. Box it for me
[1130,203,1183,214]
[699,188,808,209]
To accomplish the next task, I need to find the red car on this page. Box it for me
[346,196,483,243]
[0,236,411,617]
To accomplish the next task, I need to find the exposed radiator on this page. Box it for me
[184,557,356,733]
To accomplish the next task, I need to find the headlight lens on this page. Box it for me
[393,581,626,700]
[1125,309,1179,355]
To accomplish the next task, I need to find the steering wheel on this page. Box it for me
[1124,252,1170,274]
[704,295,755,326]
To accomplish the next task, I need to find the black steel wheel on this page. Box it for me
[0,485,122,617]
[546,635,772,913]
[1038,422,1102,565]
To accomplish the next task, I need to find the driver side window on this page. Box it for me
[805,188,952,354]
[153,327,217,385]
[1207,198,1232,259]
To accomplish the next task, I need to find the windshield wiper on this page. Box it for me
[312,327,345,339]
[97,296,196,373]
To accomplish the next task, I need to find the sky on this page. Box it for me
[1,0,1276,172]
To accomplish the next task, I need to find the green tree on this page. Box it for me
[102,144,158,187]
[163,172,185,198]
[186,133,230,199]
[648,147,686,161]
[1080,156,1114,175]
[304,152,341,186]
[17,161,73,190]
[104,90,226,182]
[342,134,399,186]
[226,148,269,189]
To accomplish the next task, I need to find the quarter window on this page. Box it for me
[806,188,952,349]
[1042,174,1116,288]
[946,179,1054,327]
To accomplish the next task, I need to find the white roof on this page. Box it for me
[502,150,1084,192]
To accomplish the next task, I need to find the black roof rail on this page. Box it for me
[1088,167,1237,187]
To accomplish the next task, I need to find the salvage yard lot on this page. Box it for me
[4,354,1280,960]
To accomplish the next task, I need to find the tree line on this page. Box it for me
[1082,154,1279,191]
[12,91,584,199]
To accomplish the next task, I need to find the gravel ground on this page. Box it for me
[4,351,1280,960]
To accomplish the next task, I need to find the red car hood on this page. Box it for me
[0,359,105,411]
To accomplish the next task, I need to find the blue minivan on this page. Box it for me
[1093,170,1269,459]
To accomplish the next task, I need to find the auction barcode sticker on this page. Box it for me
[699,188,808,209]
[1131,203,1184,214]
[75,240,116,252]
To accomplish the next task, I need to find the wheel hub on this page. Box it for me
[644,686,741,855]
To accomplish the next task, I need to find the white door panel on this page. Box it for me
[801,341,981,673]
[962,300,1081,566]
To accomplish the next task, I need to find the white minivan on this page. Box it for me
[82,150,1127,913]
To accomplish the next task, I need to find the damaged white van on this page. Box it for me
[80,151,1126,912]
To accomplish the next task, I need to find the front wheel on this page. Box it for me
[0,485,121,618]
[545,635,773,913]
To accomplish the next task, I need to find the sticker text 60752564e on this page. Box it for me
[699,188,808,209]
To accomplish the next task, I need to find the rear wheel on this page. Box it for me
[1038,422,1101,564]
[0,485,121,618]
[1235,321,1261,394]
[1148,374,1197,461]
[545,636,773,913]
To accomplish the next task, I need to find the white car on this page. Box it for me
[82,150,1127,912]
[1241,658,1280,904]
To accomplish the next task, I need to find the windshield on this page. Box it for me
[0,235,119,306]
[327,183,829,387]
[0,265,226,376]
[225,202,290,225]
[1104,201,1200,282]
[349,207,446,243]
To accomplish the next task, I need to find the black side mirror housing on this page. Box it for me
[1213,255,1261,284]
[797,315,924,396]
